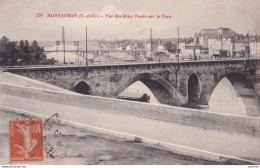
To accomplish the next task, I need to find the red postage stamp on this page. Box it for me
[9,119,44,162]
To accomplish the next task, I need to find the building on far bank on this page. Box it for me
[144,39,166,56]
[250,40,260,57]
[195,27,235,49]
[233,39,250,57]
[208,38,233,57]
[195,27,236,57]
[195,29,218,48]
[151,39,160,53]
[185,42,201,59]
[157,45,168,54]
[136,42,145,49]
[179,42,201,60]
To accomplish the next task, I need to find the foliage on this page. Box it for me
[163,41,177,53]
[0,36,47,65]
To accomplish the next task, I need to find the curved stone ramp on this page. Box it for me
[0,72,75,93]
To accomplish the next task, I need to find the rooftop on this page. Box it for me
[201,29,218,34]
[196,27,236,38]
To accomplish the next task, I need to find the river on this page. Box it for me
[122,78,248,116]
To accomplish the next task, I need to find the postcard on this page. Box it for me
[0,0,260,166]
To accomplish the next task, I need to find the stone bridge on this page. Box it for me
[4,59,260,117]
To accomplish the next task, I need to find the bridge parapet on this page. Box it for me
[3,58,260,71]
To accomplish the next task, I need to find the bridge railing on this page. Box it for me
[1,56,259,69]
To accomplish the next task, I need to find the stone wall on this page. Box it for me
[1,83,259,137]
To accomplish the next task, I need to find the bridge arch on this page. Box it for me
[116,73,185,106]
[187,73,201,104]
[209,72,259,117]
[72,80,92,95]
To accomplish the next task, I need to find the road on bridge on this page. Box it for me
[1,57,258,71]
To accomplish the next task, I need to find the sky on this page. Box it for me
[0,0,260,41]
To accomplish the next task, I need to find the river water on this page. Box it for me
[45,45,89,64]
[123,78,248,116]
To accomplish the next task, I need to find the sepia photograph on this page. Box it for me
[0,0,260,166]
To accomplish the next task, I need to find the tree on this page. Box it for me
[0,36,9,46]
[0,36,46,65]
[0,36,18,65]
[18,40,25,59]
[39,47,47,60]
[23,40,30,60]
[0,36,9,64]
[0,48,8,64]
[164,41,177,53]
[6,42,18,64]
[18,40,24,50]
[30,40,41,60]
